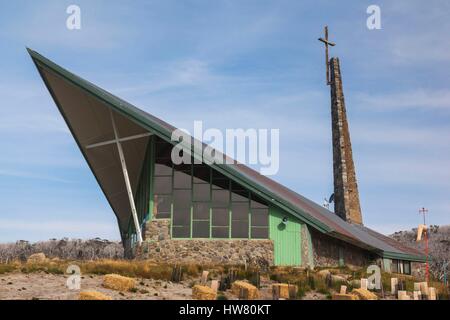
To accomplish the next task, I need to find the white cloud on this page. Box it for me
[353,89,450,112]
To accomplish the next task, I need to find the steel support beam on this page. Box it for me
[85,132,152,150]
[110,110,143,244]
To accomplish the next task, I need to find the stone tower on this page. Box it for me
[329,57,363,225]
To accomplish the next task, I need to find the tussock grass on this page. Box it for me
[0,263,17,274]
[0,259,204,280]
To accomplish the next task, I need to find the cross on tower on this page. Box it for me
[419,207,428,225]
[318,26,336,85]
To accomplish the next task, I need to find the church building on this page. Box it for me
[28,48,425,277]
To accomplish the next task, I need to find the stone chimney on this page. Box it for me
[329,57,363,225]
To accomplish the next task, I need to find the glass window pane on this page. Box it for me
[174,170,191,189]
[212,178,229,190]
[251,227,269,239]
[232,190,249,202]
[251,194,268,208]
[193,165,210,184]
[212,189,229,207]
[212,208,229,226]
[173,208,190,226]
[232,203,249,221]
[392,260,399,273]
[154,162,172,176]
[403,261,411,275]
[153,194,171,219]
[212,226,229,238]
[193,183,210,201]
[173,163,191,171]
[192,221,210,238]
[251,209,269,227]
[173,189,191,209]
[155,140,172,158]
[172,226,190,238]
[154,176,172,194]
[193,202,210,220]
[232,220,249,238]
[212,170,227,179]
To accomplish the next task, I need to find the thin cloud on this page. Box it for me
[353,89,450,112]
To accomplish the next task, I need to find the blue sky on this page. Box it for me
[0,1,449,242]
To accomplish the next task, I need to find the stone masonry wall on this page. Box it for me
[411,262,427,280]
[137,220,274,268]
[310,229,374,268]
[330,57,363,225]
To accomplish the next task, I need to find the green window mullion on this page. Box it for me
[248,194,251,239]
[147,141,153,221]
[228,180,231,239]
[170,161,174,238]
[149,137,155,221]
[190,163,193,239]
[209,167,212,239]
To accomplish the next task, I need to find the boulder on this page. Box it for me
[103,274,136,292]
[317,269,331,278]
[192,285,217,300]
[331,275,347,283]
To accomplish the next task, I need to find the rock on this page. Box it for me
[331,275,347,283]
[332,293,359,300]
[351,288,378,300]
[349,279,360,288]
[27,253,47,263]
[317,269,331,278]
[192,285,217,300]
[79,291,113,300]
[231,281,259,300]
[103,274,136,292]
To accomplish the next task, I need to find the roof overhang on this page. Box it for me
[28,49,150,238]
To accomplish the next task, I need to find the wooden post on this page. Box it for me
[201,271,209,285]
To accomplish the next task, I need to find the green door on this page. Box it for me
[269,206,301,266]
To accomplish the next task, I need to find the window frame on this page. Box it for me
[149,137,270,240]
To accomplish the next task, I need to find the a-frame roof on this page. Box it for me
[28,49,425,262]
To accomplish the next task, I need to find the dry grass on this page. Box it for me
[1,259,448,300]
[0,259,203,280]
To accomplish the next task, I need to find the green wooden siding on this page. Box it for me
[269,206,302,266]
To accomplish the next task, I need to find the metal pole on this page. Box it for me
[419,207,429,283]
[110,110,143,244]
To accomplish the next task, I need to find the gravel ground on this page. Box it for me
[0,272,193,300]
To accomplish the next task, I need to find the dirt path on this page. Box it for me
[0,272,193,300]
